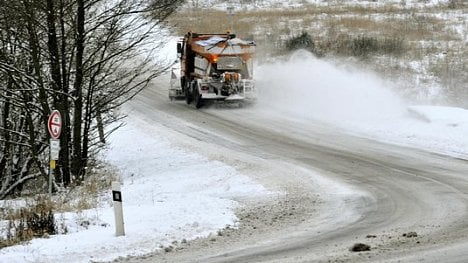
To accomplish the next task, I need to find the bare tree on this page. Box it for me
[0,1,49,199]
[0,0,184,198]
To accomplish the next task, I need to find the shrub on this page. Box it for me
[0,197,56,248]
[351,35,379,57]
[285,32,320,56]
[380,36,405,56]
[25,208,55,237]
[448,0,464,9]
[346,35,405,58]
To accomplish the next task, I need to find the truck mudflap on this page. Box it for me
[169,88,184,101]
[169,67,185,101]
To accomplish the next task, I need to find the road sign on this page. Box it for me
[50,139,60,160]
[48,111,61,196]
[48,110,62,139]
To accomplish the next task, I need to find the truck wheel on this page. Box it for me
[185,87,192,104]
[194,89,203,109]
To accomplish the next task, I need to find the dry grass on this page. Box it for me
[168,3,461,49]
[54,162,117,212]
[0,196,56,248]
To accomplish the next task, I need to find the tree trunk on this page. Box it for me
[96,110,106,144]
[71,0,85,180]
[23,0,50,126]
[0,85,11,183]
[58,0,73,185]
[45,0,70,186]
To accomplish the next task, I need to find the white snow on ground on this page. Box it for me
[0,122,269,263]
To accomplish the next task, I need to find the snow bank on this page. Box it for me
[408,106,468,127]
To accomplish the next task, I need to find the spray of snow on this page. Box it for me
[256,50,407,126]
[255,50,468,157]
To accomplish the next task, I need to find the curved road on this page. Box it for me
[121,76,468,263]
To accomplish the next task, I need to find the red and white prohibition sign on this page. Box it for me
[48,110,62,139]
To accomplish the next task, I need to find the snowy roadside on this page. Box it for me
[0,120,270,263]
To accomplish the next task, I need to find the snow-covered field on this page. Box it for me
[189,0,451,9]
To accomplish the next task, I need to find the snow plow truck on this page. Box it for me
[169,32,256,108]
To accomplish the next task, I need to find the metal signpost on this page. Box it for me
[47,110,62,195]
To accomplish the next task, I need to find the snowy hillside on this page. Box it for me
[188,0,451,9]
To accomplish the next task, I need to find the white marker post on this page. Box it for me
[112,181,125,236]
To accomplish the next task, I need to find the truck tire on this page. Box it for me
[185,83,193,104]
[194,88,203,109]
